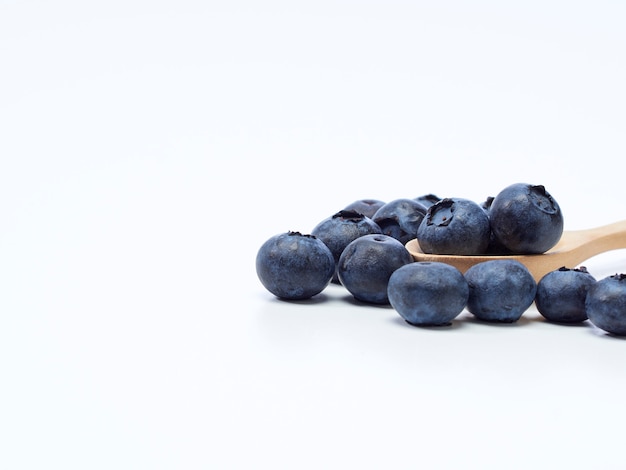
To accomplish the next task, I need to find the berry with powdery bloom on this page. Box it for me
[585,273,626,336]
[256,231,335,300]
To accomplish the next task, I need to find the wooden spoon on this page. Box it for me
[405,219,626,282]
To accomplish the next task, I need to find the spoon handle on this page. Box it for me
[573,219,626,255]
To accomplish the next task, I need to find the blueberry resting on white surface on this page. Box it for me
[585,273,626,336]
[256,231,335,300]
[535,266,596,323]
[388,262,469,326]
[464,259,537,323]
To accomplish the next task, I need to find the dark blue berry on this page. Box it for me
[338,234,413,305]
[372,199,428,245]
[388,262,469,326]
[343,199,386,219]
[585,274,626,336]
[535,266,596,323]
[311,210,382,283]
[489,183,564,254]
[256,231,335,300]
[465,259,537,322]
[414,194,441,208]
[480,196,494,211]
[416,197,491,255]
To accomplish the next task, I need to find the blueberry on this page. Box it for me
[371,198,428,245]
[311,209,382,283]
[416,197,491,255]
[388,262,469,326]
[585,274,626,336]
[343,199,386,219]
[256,231,335,300]
[489,183,564,254]
[480,196,494,211]
[414,194,441,208]
[535,266,596,323]
[338,234,413,304]
[464,259,537,323]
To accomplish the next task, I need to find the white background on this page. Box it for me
[2,1,626,469]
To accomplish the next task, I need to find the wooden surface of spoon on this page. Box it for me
[405,219,626,282]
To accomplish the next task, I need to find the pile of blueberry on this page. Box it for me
[256,182,626,336]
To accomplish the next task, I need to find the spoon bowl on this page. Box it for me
[405,220,626,281]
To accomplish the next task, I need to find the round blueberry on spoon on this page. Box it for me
[406,183,626,281]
